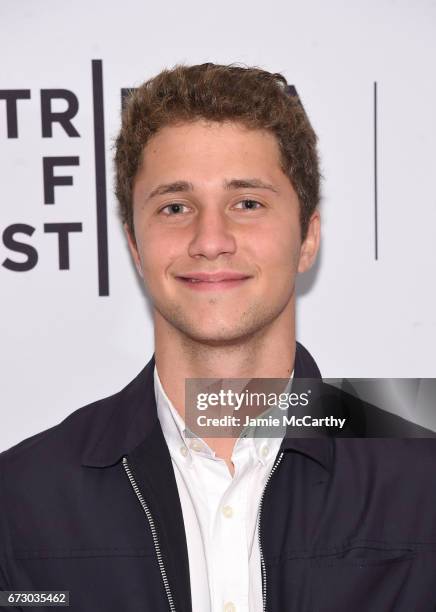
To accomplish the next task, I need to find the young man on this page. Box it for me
[1,63,435,612]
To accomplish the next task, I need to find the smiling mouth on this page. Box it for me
[176,275,252,290]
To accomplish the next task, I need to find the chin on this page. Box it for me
[171,313,273,347]
[184,327,255,346]
[155,297,289,346]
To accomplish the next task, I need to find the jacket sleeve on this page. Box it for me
[0,562,9,589]
[0,451,23,612]
[0,452,11,589]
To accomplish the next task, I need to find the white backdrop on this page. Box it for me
[1,0,435,451]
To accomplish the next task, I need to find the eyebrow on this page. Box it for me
[225,178,279,193]
[146,177,279,201]
[147,180,194,200]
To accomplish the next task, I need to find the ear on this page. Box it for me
[297,210,321,273]
[124,223,143,278]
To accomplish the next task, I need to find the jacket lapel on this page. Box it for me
[81,355,192,611]
[128,424,192,612]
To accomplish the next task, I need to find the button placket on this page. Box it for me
[212,452,250,612]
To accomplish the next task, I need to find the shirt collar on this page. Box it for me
[241,371,294,464]
[154,366,214,464]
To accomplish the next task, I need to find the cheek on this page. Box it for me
[254,227,301,273]
[136,229,180,279]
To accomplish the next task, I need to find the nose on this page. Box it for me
[188,207,237,260]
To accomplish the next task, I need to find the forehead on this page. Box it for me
[139,120,284,180]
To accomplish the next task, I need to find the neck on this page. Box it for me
[154,298,296,421]
[154,299,295,475]
[154,299,296,476]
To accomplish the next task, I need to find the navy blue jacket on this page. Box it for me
[1,342,436,611]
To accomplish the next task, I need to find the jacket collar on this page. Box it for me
[81,341,332,472]
[81,356,158,468]
[279,341,333,472]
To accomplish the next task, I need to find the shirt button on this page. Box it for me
[222,505,234,518]
[223,602,236,612]
[180,446,188,457]
[261,445,269,458]
[189,440,203,452]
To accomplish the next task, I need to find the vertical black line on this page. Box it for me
[92,59,109,296]
[374,81,378,261]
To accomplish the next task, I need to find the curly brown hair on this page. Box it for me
[114,63,320,241]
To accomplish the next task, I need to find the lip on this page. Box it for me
[175,270,252,291]
[177,271,251,282]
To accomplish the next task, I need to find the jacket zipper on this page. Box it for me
[257,450,284,612]
[122,456,176,612]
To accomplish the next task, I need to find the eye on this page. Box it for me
[234,199,264,211]
[159,203,190,215]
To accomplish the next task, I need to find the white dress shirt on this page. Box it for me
[154,367,293,612]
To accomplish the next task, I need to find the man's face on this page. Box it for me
[128,120,319,344]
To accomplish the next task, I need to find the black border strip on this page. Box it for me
[92,59,109,296]
[374,81,378,261]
